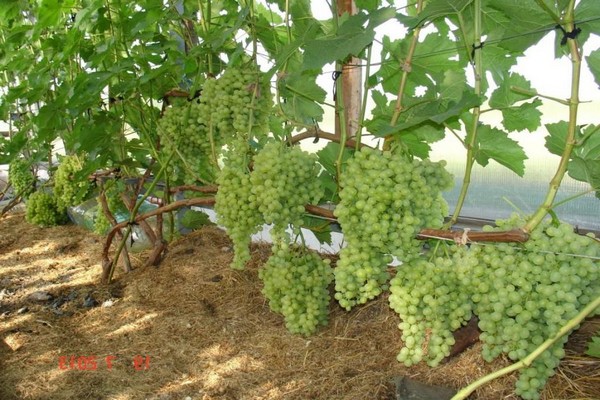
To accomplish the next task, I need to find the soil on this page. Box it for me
[0,212,598,400]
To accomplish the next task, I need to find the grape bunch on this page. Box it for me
[8,158,36,198]
[259,243,334,335]
[199,67,271,136]
[25,190,67,227]
[158,66,271,184]
[53,154,92,211]
[250,142,324,243]
[157,99,215,183]
[215,137,264,269]
[333,147,453,310]
[389,254,473,367]
[461,215,600,400]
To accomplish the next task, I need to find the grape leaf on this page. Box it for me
[501,99,543,132]
[317,142,354,178]
[575,0,600,47]
[376,91,481,134]
[587,49,600,88]
[399,0,473,28]
[544,121,569,156]
[587,335,600,358]
[568,157,600,196]
[355,0,380,12]
[475,124,527,176]
[569,125,600,193]
[301,215,333,246]
[279,72,327,123]
[489,73,535,108]
[487,1,554,53]
[440,69,469,102]
[180,209,212,230]
[302,7,395,70]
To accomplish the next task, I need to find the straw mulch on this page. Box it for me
[0,212,598,400]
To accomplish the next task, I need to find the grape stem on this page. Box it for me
[383,0,425,151]
[101,196,216,282]
[447,0,483,228]
[98,186,132,273]
[523,0,581,233]
[290,127,372,149]
[451,294,600,400]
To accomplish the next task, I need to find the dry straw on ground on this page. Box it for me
[0,212,598,399]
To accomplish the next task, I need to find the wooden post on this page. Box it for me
[335,0,362,139]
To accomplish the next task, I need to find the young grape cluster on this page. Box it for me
[8,158,36,198]
[259,243,334,335]
[53,154,92,211]
[389,255,472,367]
[333,147,453,310]
[459,215,600,400]
[157,99,214,183]
[200,67,271,136]
[250,142,324,243]
[157,66,271,184]
[215,137,264,269]
[25,190,67,227]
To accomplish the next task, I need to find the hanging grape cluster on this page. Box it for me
[215,137,264,270]
[389,254,473,367]
[249,142,330,335]
[8,158,36,198]
[458,215,600,400]
[259,243,334,335]
[157,66,271,184]
[334,147,453,310]
[25,190,67,227]
[250,141,324,243]
[53,154,92,211]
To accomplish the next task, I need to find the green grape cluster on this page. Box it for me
[8,158,36,198]
[157,99,214,183]
[461,215,600,400]
[333,147,453,310]
[259,243,334,335]
[215,137,264,269]
[250,142,324,243]
[157,66,271,184]
[54,154,92,211]
[389,255,472,367]
[199,67,271,136]
[93,180,124,235]
[25,190,67,227]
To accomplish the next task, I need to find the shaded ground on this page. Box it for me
[0,212,598,400]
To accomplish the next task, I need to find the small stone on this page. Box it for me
[101,299,115,308]
[186,323,192,329]
[221,246,232,253]
[29,291,53,302]
[83,294,99,308]
[17,307,29,314]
